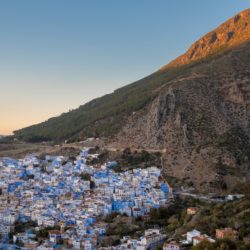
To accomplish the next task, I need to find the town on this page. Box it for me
[0,148,170,249]
[0,147,247,249]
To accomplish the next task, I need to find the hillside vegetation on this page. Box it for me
[14,43,249,143]
[14,9,250,192]
[14,62,208,142]
[14,9,250,143]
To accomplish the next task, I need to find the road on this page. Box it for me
[104,147,166,153]
[176,191,226,203]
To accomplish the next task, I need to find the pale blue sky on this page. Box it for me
[0,1,249,134]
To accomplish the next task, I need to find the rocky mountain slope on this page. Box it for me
[162,8,250,69]
[14,9,250,192]
[113,9,250,192]
[113,40,250,192]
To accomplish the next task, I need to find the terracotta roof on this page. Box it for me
[48,230,61,235]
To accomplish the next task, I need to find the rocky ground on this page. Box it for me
[111,41,250,193]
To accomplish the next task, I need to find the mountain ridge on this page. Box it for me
[14,9,250,143]
[14,9,250,141]
[161,8,250,70]
[14,9,250,192]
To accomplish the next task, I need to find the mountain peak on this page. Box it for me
[161,8,250,70]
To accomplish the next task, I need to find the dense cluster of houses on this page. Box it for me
[71,226,238,250]
[0,148,170,249]
[106,229,166,250]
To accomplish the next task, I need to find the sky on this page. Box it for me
[0,1,249,135]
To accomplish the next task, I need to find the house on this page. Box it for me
[72,238,81,249]
[216,228,238,240]
[13,233,28,244]
[163,241,180,250]
[192,235,215,246]
[186,229,201,243]
[132,207,143,217]
[24,240,39,249]
[48,230,62,243]
[127,239,139,249]
[187,207,199,215]
[139,229,166,249]
[136,242,147,250]
[82,240,93,250]
[0,212,17,224]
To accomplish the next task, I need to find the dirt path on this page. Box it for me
[104,147,166,153]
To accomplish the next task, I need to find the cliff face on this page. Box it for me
[114,41,250,192]
[110,10,250,192]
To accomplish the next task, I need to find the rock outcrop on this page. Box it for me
[114,39,250,192]
[161,9,250,70]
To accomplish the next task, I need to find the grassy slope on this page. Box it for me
[14,43,250,142]
[14,61,201,142]
[13,9,250,142]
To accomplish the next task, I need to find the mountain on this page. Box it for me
[14,9,250,192]
[162,8,250,69]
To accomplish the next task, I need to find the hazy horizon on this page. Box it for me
[0,1,249,135]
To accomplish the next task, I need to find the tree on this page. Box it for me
[192,241,215,250]
[214,239,237,250]
[80,173,91,181]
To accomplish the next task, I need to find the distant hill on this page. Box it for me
[14,9,250,192]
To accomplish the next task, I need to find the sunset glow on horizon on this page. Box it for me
[0,1,249,135]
